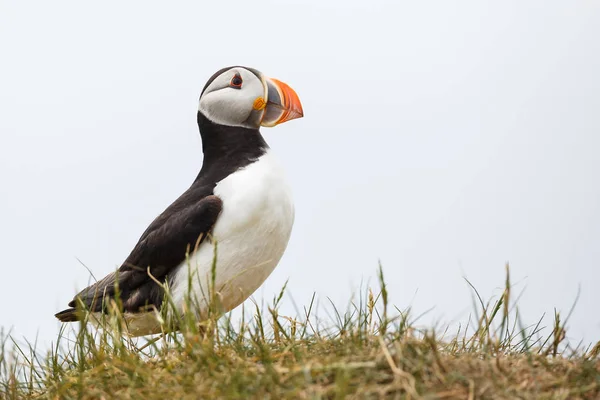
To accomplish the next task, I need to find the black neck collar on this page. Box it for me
[195,112,268,183]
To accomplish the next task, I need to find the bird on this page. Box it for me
[55,66,303,336]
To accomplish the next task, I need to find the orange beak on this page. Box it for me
[260,77,304,127]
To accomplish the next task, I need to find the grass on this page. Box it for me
[1,263,599,399]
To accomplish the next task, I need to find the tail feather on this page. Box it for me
[55,308,80,322]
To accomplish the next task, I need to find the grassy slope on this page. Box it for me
[2,266,599,399]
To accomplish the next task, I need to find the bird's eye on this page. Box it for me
[230,73,243,89]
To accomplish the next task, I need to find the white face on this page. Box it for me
[198,67,267,129]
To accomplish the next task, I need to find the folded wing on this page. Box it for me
[55,194,223,321]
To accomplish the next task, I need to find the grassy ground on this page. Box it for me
[1,265,599,399]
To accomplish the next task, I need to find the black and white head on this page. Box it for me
[199,66,303,129]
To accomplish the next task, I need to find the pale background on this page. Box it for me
[1,0,599,349]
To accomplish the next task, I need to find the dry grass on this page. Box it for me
[2,264,599,399]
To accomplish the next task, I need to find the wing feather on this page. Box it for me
[56,194,222,320]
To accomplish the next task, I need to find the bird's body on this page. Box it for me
[55,66,303,336]
[169,149,295,323]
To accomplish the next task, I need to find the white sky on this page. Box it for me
[1,1,599,349]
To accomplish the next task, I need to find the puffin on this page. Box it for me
[55,66,303,336]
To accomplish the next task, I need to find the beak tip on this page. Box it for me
[292,101,304,120]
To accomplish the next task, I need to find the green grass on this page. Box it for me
[1,264,599,399]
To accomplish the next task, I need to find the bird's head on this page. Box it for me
[198,66,303,129]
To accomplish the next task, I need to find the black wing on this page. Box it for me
[55,194,222,321]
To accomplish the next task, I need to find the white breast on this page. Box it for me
[170,149,295,318]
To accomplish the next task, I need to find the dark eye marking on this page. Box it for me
[230,73,243,89]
